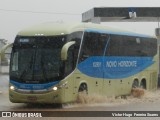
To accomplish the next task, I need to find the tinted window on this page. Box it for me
[11,36,66,84]
[106,35,157,57]
[79,32,108,62]
[65,32,83,75]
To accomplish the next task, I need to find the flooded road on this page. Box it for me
[1,72,160,119]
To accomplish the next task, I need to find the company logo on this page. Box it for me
[1,112,42,117]
[2,112,11,117]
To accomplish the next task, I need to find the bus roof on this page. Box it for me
[17,22,155,38]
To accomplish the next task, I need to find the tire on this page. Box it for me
[77,83,88,103]
[78,83,88,94]
[132,80,139,88]
[140,80,146,89]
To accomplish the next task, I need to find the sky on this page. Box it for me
[0,0,160,42]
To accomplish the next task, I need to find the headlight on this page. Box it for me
[10,86,15,90]
[53,86,58,91]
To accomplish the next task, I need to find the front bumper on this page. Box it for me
[9,89,64,104]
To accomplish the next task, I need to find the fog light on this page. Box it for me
[53,86,58,91]
[10,86,15,90]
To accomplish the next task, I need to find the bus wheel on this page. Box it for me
[132,79,139,88]
[140,79,146,89]
[77,83,88,103]
[78,83,88,94]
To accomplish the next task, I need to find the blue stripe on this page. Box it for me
[10,80,60,90]
[78,56,154,79]
[85,29,153,38]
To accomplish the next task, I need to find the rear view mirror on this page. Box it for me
[61,41,76,61]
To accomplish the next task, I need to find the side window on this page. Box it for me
[67,31,83,67]
[11,51,19,71]
[65,47,74,76]
[106,35,157,57]
[140,38,157,56]
[106,35,123,56]
[121,36,140,56]
[63,31,83,76]
[79,32,108,62]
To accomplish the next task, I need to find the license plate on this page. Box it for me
[27,96,37,101]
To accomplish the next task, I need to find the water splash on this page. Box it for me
[64,88,160,108]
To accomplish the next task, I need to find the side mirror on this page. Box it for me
[61,41,76,61]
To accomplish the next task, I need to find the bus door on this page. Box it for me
[76,32,108,95]
[62,47,76,102]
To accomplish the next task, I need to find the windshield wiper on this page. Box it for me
[41,51,48,82]
[19,55,34,81]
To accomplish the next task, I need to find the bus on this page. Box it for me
[9,22,158,104]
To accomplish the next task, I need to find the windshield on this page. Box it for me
[10,36,66,84]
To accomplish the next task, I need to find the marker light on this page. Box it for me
[53,86,58,91]
[10,86,15,90]
[35,33,44,36]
